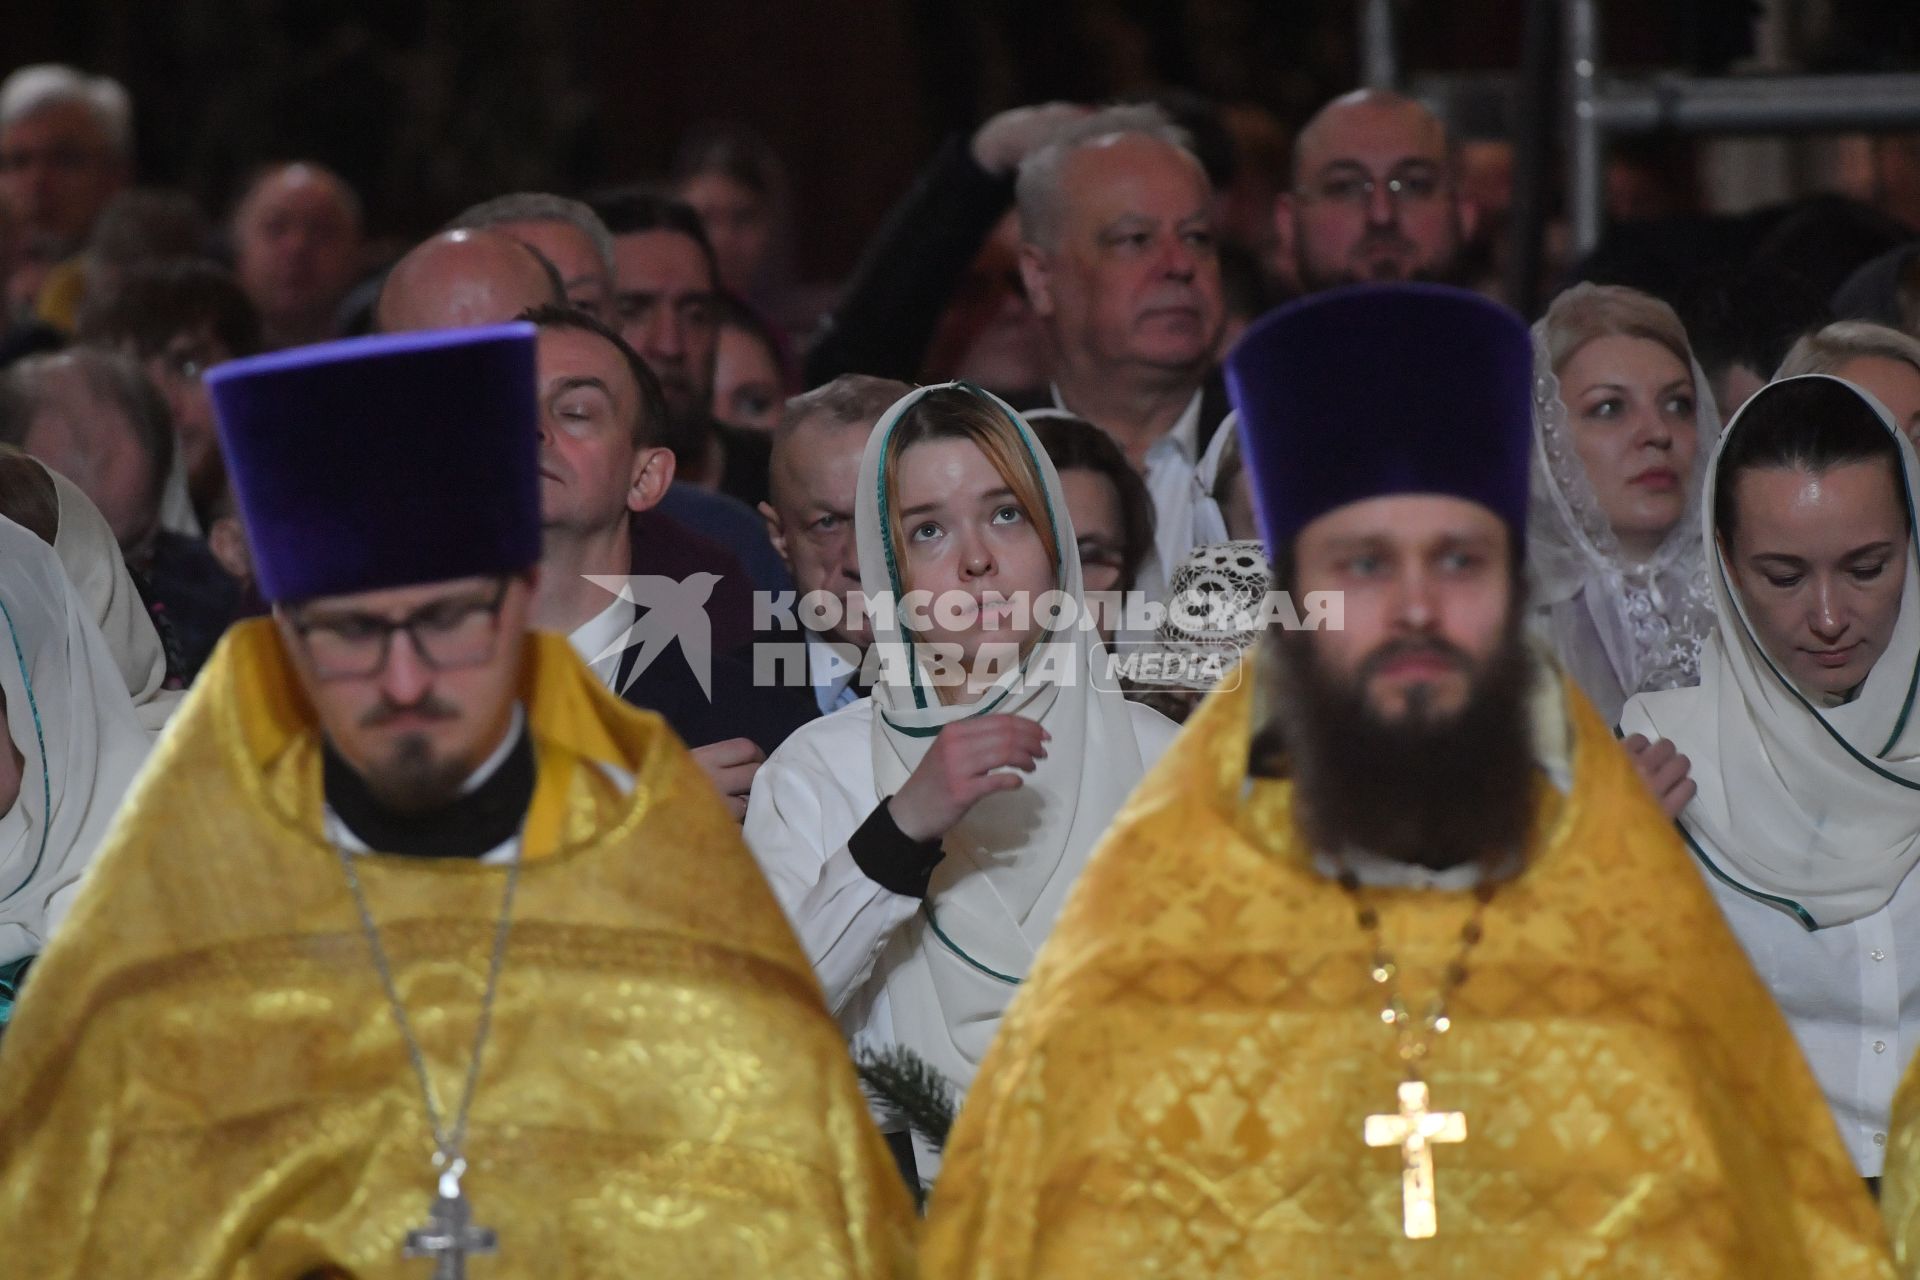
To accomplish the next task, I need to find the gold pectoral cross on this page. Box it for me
[1364,1079,1466,1239]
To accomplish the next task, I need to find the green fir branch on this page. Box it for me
[856,1044,959,1153]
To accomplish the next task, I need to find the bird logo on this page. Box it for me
[583,573,722,701]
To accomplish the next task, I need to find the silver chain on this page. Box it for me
[335,842,522,1168]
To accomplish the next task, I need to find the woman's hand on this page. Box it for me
[1623,733,1695,820]
[888,715,1049,842]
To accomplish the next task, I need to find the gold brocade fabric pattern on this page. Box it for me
[0,621,917,1280]
[920,668,1890,1279]
[1876,1044,1920,1273]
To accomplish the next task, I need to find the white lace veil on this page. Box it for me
[1525,316,1719,723]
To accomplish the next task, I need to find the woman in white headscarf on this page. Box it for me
[1621,374,1920,1177]
[0,447,181,730]
[0,515,153,1022]
[1528,283,1719,723]
[745,382,1177,1185]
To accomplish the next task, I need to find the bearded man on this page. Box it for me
[919,283,1889,1280]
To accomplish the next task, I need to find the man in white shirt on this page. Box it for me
[758,374,911,718]
[1015,105,1229,602]
[524,305,811,818]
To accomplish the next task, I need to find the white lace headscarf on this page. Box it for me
[1527,286,1719,724]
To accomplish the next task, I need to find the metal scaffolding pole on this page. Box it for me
[1564,0,1605,259]
[1590,74,1920,135]
[1507,0,1560,314]
[1564,0,1920,257]
[1360,0,1399,91]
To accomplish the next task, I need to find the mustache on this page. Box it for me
[1257,621,1537,874]
[1355,231,1417,269]
[1357,636,1473,683]
[360,695,460,728]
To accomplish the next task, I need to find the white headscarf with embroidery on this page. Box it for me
[1526,289,1719,723]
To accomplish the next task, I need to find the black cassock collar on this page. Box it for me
[323,721,535,860]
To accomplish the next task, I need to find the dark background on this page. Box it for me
[6,0,1911,277]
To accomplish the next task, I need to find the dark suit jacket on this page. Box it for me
[628,507,757,655]
[804,136,1012,389]
[743,621,870,726]
[606,601,815,756]
[132,531,245,684]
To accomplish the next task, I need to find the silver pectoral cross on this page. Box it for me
[404,1161,498,1279]
[1364,1079,1467,1239]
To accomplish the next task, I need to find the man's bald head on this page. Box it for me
[767,374,908,511]
[1280,89,1472,293]
[233,162,364,346]
[762,375,909,647]
[1291,91,1449,185]
[374,228,564,332]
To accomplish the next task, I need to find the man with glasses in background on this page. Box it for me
[1013,104,1229,603]
[1275,88,1477,293]
[0,323,915,1278]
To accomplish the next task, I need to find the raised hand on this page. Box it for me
[888,715,1050,842]
[970,103,1093,175]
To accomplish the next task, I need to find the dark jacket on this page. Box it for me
[602,600,815,756]
[653,482,790,598]
[629,507,758,656]
[805,137,1013,388]
[131,531,245,684]
[1008,371,1236,476]
[743,620,870,725]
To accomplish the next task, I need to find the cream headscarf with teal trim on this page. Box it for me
[1621,374,1920,928]
[0,515,152,971]
[854,382,1162,1089]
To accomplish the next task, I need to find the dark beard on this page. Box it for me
[368,733,470,813]
[1248,619,1539,874]
[1298,252,1464,293]
[1294,220,1467,294]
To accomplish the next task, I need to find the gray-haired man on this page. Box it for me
[1016,104,1230,601]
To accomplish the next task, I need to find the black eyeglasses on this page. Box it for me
[291,580,512,680]
[1301,165,1446,209]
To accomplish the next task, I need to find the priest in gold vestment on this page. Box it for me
[0,323,915,1279]
[920,284,1889,1278]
